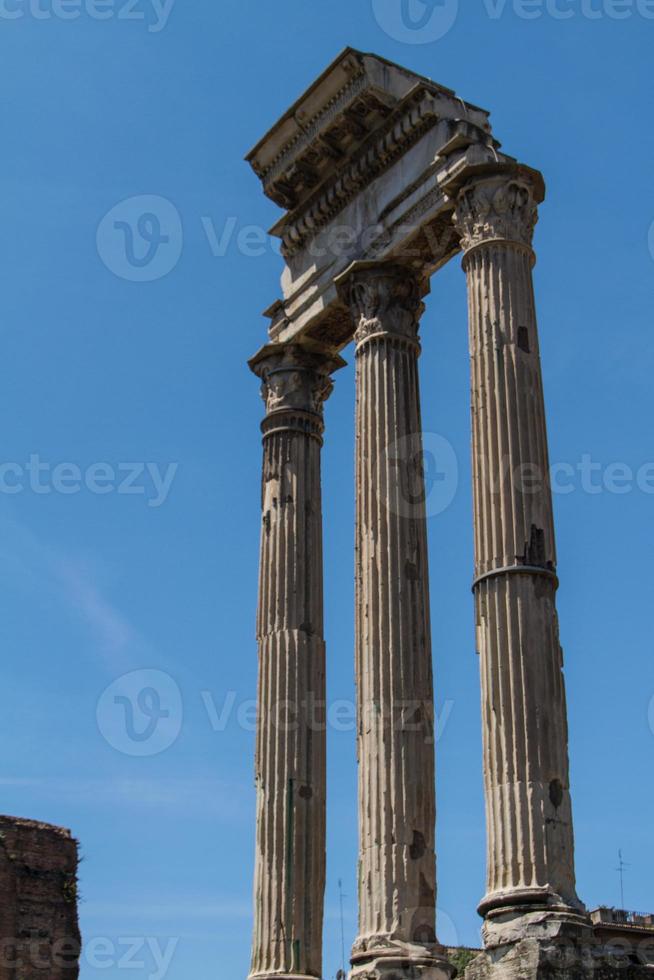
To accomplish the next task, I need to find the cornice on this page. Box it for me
[255,69,369,186]
[246,49,493,216]
[275,95,437,257]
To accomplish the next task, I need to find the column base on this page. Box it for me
[351,943,454,980]
[478,886,586,919]
[248,975,321,980]
[481,903,589,949]
[480,900,588,947]
[464,942,653,980]
[465,907,653,980]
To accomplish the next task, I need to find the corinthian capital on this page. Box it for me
[453,174,540,253]
[250,343,344,419]
[336,263,424,348]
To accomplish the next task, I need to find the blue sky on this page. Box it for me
[0,1,652,978]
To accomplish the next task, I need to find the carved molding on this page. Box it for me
[453,175,539,253]
[257,69,368,184]
[280,93,442,257]
[340,265,423,347]
[265,86,394,211]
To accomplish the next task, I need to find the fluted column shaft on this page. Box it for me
[453,172,582,919]
[248,343,343,980]
[339,264,450,978]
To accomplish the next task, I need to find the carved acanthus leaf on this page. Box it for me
[453,176,538,251]
[343,266,422,346]
[253,347,339,418]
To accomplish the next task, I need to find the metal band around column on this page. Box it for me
[472,564,559,593]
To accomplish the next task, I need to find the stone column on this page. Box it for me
[248,342,344,980]
[452,171,585,931]
[337,263,452,980]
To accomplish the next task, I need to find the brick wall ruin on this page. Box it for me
[0,815,80,979]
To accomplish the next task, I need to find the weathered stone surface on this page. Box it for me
[246,49,611,980]
[246,48,508,351]
[338,264,451,980]
[0,815,80,979]
[464,909,653,980]
[451,170,583,923]
[248,343,344,980]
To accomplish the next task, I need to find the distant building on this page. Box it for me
[590,908,654,966]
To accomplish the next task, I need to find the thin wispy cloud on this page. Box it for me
[57,558,142,660]
[0,776,250,820]
[0,512,151,671]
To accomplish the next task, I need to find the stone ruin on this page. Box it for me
[0,46,647,980]
[244,48,651,980]
[0,815,80,979]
